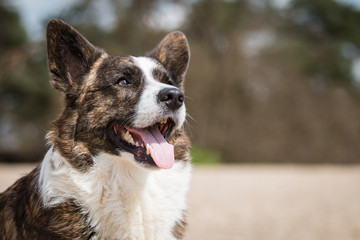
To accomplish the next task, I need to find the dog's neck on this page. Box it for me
[39,147,191,239]
[39,146,148,205]
[47,102,106,171]
[46,106,92,169]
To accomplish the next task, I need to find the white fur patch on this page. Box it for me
[131,56,186,130]
[39,147,192,240]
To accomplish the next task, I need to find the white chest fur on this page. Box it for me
[39,148,192,240]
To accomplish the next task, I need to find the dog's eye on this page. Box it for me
[117,78,131,86]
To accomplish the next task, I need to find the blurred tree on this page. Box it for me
[58,0,164,55]
[283,0,360,91]
[181,0,360,163]
[0,1,26,50]
[0,1,57,162]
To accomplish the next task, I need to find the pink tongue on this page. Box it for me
[126,126,174,169]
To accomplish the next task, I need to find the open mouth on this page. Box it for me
[109,118,176,169]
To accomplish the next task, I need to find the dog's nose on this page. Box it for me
[158,88,184,111]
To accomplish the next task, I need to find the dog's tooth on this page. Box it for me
[128,136,135,145]
[126,132,132,140]
[121,130,127,138]
[135,142,140,147]
[141,143,144,148]
[123,131,130,140]
[123,131,135,145]
[146,144,150,155]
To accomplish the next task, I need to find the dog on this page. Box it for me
[0,19,192,240]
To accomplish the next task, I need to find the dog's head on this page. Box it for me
[46,19,190,170]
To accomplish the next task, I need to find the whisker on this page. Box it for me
[184,120,194,138]
[120,116,136,127]
[186,113,197,122]
[184,95,194,101]
[184,120,193,130]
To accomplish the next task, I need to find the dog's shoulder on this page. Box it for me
[0,165,96,239]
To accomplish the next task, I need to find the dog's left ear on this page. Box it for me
[148,31,190,88]
[46,19,104,93]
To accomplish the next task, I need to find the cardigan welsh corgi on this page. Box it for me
[0,19,192,240]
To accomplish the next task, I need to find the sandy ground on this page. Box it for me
[0,164,359,240]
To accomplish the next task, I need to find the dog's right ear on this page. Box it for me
[148,31,190,89]
[46,19,103,93]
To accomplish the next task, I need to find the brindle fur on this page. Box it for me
[0,19,191,239]
[0,166,96,239]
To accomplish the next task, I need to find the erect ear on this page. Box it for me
[46,19,104,93]
[148,31,190,88]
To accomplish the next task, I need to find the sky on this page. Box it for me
[9,0,80,41]
[8,0,187,42]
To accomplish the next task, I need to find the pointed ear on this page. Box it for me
[46,19,104,93]
[148,31,190,88]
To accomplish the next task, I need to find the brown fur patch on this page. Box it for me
[171,129,191,162]
[172,211,188,239]
[0,166,95,239]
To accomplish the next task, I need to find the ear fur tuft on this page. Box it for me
[148,31,190,88]
[46,19,104,93]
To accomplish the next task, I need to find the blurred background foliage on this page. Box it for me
[1,0,360,163]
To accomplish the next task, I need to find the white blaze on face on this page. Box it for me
[131,56,186,129]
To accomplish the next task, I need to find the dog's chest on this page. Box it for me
[91,170,189,239]
[39,150,191,240]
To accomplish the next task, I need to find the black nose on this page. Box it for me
[158,88,184,111]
